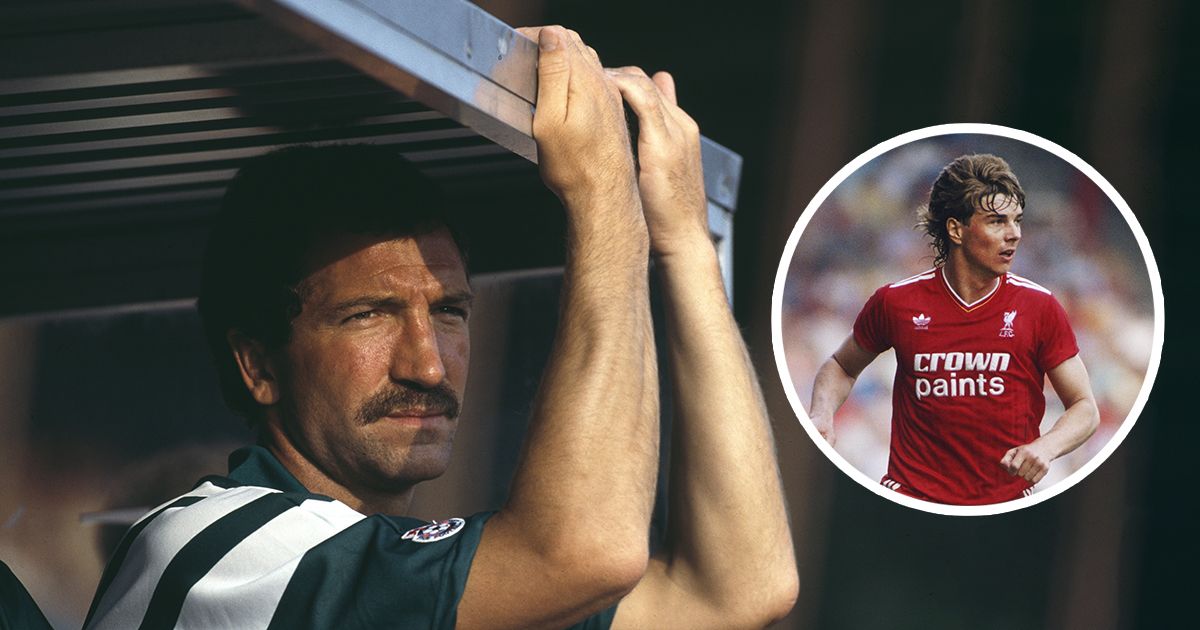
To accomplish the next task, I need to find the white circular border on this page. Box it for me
[770,123,1165,517]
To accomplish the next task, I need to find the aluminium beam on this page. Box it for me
[238,0,742,297]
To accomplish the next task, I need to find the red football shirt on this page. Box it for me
[852,268,1079,505]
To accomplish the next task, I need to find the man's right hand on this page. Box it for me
[520,26,638,213]
[810,337,880,449]
[811,412,837,446]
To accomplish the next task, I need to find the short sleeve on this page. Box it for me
[268,510,619,630]
[853,286,893,354]
[1036,295,1079,372]
[266,511,494,630]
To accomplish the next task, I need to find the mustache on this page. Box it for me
[356,382,461,424]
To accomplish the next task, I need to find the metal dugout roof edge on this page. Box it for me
[0,0,742,314]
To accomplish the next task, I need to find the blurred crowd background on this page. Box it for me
[780,133,1156,491]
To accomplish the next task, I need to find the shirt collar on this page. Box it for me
[225,445,310,494]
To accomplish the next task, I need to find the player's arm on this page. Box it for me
[809,335,880,446]
[456,27,659,630]
[604,66,798,630]
[1000,355,1099,484]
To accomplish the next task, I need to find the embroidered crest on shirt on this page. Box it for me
[403,517,466,543]
[1000,310,1017,338]
[912,313,931,330]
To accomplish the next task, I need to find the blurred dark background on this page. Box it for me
[1,0,1192,628]
[533,1,1191,627]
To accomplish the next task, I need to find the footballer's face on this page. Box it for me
[950,194,1023,278]
[247,228,472,499]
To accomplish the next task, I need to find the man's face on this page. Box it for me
[269,228,471,493]
[952,194,1023,277]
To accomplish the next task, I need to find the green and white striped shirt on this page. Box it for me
[85,446,615,629]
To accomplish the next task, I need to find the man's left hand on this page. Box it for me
[605,67,709,258]
[1000,440,1056,484]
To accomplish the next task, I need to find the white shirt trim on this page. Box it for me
[890,269,937,289]
[1006,272,1053,295]
[941,270,1000,309]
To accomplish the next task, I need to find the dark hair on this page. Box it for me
[198,144,467,424]
[918,154,1026,266]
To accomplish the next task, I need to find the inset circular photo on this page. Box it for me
[772,124,1163,516]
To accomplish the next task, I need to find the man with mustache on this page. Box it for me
[809,153,1099,506]
[84,26,796,629]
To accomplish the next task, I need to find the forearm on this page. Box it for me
[504,185,658,556]
[1032,355,1100,460]
[1034,397,1099,459]
[459,27,660,629]
[811,357,856,421]
[1001,354,1099,484]
[600,66,795,628]
[649,240,797,625]
[469,188,658,630]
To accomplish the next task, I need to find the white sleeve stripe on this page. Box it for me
[1007,278,1052,295]
[1006,273,1053,294]
[127,482,227,529]
[87,485,281,630]
[889,271,936,288]
[83,495,204,629]
[175,499,365,628]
